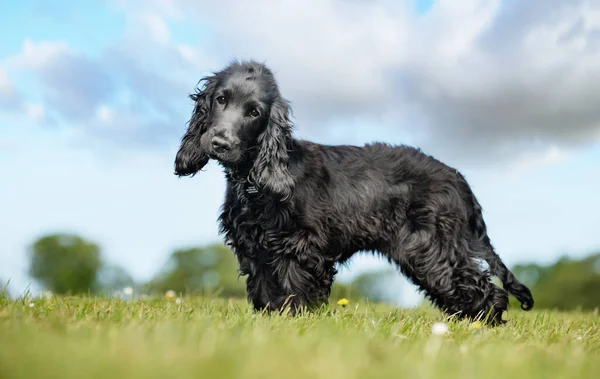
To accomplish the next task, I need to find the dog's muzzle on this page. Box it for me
[211,136,232,154]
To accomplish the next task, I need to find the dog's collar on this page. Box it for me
[245,184,259,194]
[226,168,260,195]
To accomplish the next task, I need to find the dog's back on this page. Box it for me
[292,139,534,315]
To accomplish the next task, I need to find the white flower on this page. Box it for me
[43,291,53,300]
[28,303,34,308]
[175,297,183,305]
[165,290,176,299]
[123,287,134,296]
[431,322,449,336]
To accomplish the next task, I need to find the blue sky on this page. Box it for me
[1,0,599,305]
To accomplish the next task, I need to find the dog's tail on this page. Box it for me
[470,195,534,311]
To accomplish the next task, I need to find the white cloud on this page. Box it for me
[505,145,568,178]
[110,0,185,21]
[180,0,413,118]
[176,44,202,67]
[0,68,21,109]
[5,39,69,70]
[96,105,113,123]
[2,39,118,124]
[0,68,11,91]
[163,0,600,165]
[132,13,172,44]
[419,0,501,61]
[4,1,600,166]
[1,22,197,150]
[24,103,45,122]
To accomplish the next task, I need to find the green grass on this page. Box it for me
[0,295,598,379]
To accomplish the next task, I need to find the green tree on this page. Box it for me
[97,264,135,293]
[28,233,102,294]
[511,253,600,311]
[145,243,246,297]
[331,268,400,304]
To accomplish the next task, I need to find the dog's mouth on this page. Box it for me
[208,149,243,165]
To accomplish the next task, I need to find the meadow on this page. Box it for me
[0,295,598,379]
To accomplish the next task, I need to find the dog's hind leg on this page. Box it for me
[476,242,534,311]
[384,230,509,324]
[469,196,534,311]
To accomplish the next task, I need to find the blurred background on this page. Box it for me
[1,0,599,311]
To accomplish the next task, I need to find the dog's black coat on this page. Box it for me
[174,60,534,323]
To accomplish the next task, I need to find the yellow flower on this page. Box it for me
[337,298,349,306]
[471,321,483,329]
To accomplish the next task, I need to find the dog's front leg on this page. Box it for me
[241,258,283,313]
[271,255,335,314]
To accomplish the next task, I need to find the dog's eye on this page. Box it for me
[216,96,226,105]
[249,109,260,118]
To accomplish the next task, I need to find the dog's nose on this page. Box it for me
[211,136,232,152]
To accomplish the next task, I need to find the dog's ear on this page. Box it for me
[250,98,295,200]
[174,76,217,177]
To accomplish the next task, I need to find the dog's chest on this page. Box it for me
[226,188,293,259]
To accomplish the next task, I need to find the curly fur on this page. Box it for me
[174,60,534,324]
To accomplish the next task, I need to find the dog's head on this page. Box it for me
[174,60,294,199]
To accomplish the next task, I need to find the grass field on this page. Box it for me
[0,294,598,379]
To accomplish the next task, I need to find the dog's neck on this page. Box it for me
[224,166,260,196]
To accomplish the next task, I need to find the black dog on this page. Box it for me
[174,60,534,323]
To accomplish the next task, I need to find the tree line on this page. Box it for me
[5,232,599,311]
